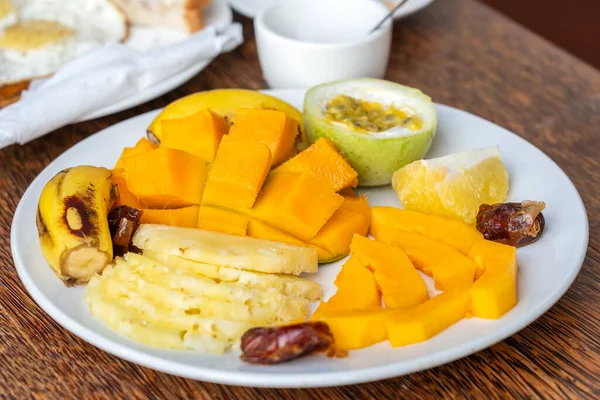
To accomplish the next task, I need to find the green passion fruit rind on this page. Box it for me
[303,78,437,186]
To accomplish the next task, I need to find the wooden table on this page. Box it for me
[1,0,598,398]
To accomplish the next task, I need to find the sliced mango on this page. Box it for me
[245,219,332,262]
[120,147,207,208]
[372,206,517,319]
[307,207,369,263]
[350,235,429,309]
[387,290,470,347]
[112,172,145,209]
[252,172,344,241]
[370,207,483,255]
[372,227,477,290]
[201,136,272,209]
[468,240,517,319]
[114,137,156,170]
[341,194,371,226]
[272,138,358,191]
[160,109,229,162]
[313,256,381,316]
[313,308,390,350]
[229,108,299,166]
[140,206,199,228]
[197,205,249,236]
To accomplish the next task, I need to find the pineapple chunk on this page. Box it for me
[132,224,318,275]
[86,268,248,353]
[122,254,310,323]
[143,250,322,301]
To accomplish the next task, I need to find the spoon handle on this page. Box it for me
[369,0,411,33]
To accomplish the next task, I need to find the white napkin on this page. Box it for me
[0,23,243,150]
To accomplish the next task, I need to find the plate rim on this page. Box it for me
[75,0,233,122]
[11,93,589,388]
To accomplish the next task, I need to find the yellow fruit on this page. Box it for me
[392,146,509,224]
[132,224,318,275]
[143,251,322,301]
[36,166,118,285]
[147,89,306,148]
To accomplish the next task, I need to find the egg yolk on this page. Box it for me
[324,94,423,133]
[0,20,75,51]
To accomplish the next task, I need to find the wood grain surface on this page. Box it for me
[1,0,599,398]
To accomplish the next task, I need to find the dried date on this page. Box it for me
[107,205,143,256]
[240,321,346,364]
[476,201,546,247]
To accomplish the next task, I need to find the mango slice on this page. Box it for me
[313,308,390,350]
[341,194,371,226]
[246,219,332,262]
[387,290,470,347]
[468,240,517,319]
[201,136,272,209]
[229,108,298,166]
[119,147,207,208]
[371,206,517,319]
[307,200,370,263]
[314,256,381,316]
[160,109,229,162]
[370,206,483,255]
[272,138,358,191]
[114,137,156,170]
[112,172,145,209]
[197,205,249,236]
[252,172,344,241]
[140,206,200,228]
[371,227,477,291]
[147,89,306,148]
[350,235,429,309]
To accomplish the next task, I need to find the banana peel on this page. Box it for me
[37,166,118,286]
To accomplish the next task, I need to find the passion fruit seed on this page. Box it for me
[324,95,423,133]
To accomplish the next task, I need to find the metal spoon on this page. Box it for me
[369,0,411,33]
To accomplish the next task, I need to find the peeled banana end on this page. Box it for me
[59,245,110,286]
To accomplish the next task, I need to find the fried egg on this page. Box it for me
[0,0,128,87]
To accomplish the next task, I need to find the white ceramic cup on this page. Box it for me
[254,0,393,88]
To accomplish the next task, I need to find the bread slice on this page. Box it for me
[112,0,211,32]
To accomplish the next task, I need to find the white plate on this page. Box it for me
[76,0,232,122]
[230,0,436,20]
[11,89,588,388]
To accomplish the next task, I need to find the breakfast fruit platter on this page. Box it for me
[12,79,588,387]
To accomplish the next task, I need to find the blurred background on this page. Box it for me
[482,0,600,68]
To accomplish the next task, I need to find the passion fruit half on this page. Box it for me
[303,78,437,186]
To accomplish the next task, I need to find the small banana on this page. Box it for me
[37,166,118,286]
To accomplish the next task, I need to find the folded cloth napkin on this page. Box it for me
[0,23,243,150]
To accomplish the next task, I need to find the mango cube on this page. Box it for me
[468,240,517,319]
[201,135,272,209]
[313,308,390,350]
[387,290,470,347]
[114,137,156,170]
[307,206,369,261]
[197,205,249,236]
[313,256,381,316]
[120,147,207,208]
[350,235,429,309]
[252,172,344,241]
[140,206,200,228]
[160,109,229,162]
[372,227,477,291]
[229,108,298,166]
[272,138,358,191]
